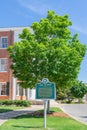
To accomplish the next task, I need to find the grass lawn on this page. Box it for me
[0,107,87,130]
[0,106,26,113]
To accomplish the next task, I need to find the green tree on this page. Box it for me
[8,10,86,89]
[57,88,74,103]
[70,81,87,101]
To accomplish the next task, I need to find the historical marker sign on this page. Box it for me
[36,78,56,99]
[35,78,56,129]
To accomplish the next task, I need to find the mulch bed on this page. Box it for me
[28,111,69,118]
[48,112,69,118]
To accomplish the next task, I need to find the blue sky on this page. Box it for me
[0,0,87,83]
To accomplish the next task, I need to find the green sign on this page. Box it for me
[36,78,56,99]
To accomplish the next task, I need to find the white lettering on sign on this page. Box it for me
[38,87,52,98]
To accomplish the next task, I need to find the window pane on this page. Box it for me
[1,37,8,48]
[0,83,7,95]
[1,59,7,64]
[2,38,8,43]
[0,59,8,71]
[0,38,2,48]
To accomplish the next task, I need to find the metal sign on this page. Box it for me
[36,78,56,99]
[35,78,56,129]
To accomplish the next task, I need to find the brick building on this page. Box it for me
[0,27,35,100]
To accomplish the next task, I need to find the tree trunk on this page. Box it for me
[78,98,82,103]
[47,100,50,113]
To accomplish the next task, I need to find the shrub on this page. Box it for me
[70,81,87,99]
[20,100,31,107]
[0,100,3,105]
[14,100,31,107]
[0,100,31,107]
[2,100,14,105]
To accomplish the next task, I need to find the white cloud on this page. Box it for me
[17,0,50,15]
[70,25,87,35]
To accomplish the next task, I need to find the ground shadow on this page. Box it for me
[0,110,44,120]
[80,116,87,118]
[0,109,13,113]
[0,109,56,120]
[13,125,43,129]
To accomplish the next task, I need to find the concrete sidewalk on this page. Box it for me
[0,100,59,126]
[1,101,87,126]
[59,104,87,125]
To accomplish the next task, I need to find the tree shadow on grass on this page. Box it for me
[0,109,13,113]
[15,112,44,119]
[14,109,57,120]
[0,110,44,120]
[0,110,29,120]
[12,111,45,129]
[13,125,43,129]
[0,109,56,121]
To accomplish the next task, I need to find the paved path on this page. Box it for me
[0,100,59,126]
[60,104,87,125]
[1,102,87,126]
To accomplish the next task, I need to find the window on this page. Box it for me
[0,37,8,48]
[0,83,7,95]
[0,59,8,72]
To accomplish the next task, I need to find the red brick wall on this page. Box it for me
[0,96,9,100]
[0,73,8,82]
[0,31,14,46]
[0,31,14,100]
[0,30,27,100]
[0,50,8,58]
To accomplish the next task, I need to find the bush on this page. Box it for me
[14,100,22,106]
[14,100,31,107]
[0,100,3,105]
[21,100,31,107]
[0,100,31,107]
[2,100,14,105]
[70,81,87,99]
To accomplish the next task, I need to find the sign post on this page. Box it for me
[44,99,47,129]
[36,78,56,129]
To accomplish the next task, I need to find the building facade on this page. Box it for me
[0,27,35,100]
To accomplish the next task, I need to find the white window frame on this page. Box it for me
[0,36,8,49]
[0,58,8,72]
[0,82,7,96]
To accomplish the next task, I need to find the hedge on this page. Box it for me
[0,100,31,107]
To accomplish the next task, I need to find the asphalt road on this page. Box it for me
[60,104,87,125]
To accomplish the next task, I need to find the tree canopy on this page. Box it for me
[70,81,87,99]
[8,10,87,89]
